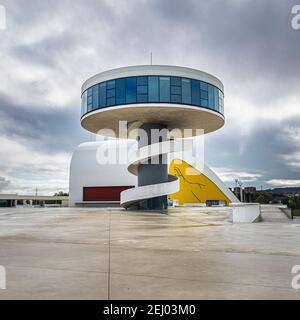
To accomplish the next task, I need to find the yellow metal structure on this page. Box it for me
[169,160,231,205]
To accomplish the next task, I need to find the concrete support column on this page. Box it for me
[137,123,168,211]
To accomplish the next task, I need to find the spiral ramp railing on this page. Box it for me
[120,140,191,209]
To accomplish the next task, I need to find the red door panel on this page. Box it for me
[83,186,134,201]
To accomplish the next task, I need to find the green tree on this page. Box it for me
[255,194,265,204]
[54,191,69,196]
[281,198,289,205]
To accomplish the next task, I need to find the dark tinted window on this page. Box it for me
[200,90,208,99]
[92,85,99,110]
[81,91,87,115]
[159,77,170,102]
[137,85,147,94]
[148,76,159,102]
[107,80,115,89]
[116,78,126,104]
[137,94,148,103]
[107,97,115,106]
[107,88,115,98]
[137,76,148,85]
[208,84,214,108]
[191,80,200,106]
[200,81,208,91]
[126,77,137,103]
[201,99,208,107]
[82,75,224,116]
[171,86,181,95]
[171,77,181,86]
[171,94,181,103]
[99,82,106,108]
[218,90,224,113]
[213,87,217,110]
[182,79,191,104]
[87,88,93,112]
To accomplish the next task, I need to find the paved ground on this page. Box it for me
[0,206,300,300]
[260,204,291,222]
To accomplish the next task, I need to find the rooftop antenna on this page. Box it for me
[35,187,38,196]
[150,52,152,65]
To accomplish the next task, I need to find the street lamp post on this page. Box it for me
[238,180,243,202]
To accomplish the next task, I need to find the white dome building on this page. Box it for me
[69,139,136,207]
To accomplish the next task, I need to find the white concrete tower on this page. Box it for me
[81,65,225,210]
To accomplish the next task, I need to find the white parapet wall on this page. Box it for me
[229,203,261,223]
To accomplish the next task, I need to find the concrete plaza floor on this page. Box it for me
[0,206,300,299]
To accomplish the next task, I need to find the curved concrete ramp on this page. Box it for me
[121,140,183,209]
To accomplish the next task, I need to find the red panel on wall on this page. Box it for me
[83,186,134,201]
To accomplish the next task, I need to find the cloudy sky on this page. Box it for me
[0,0,300,195]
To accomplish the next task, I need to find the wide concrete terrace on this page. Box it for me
[0,205,300,299]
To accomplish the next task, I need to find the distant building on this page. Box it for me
[244,187,257,193]
[234,186,256,194]
[0,194,68,207]
[234,187,241,195]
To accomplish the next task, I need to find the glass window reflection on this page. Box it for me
[81,75,224,116]
[99,82,106,108]
[116,78,126,105]
[191,80,200,106]
[182,79,191,104]
[148,76,159,102]
[126,77,137,103]
[159,76,170,102]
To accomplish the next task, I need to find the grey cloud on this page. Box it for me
[0,94,89,154]
[151,0,300,100]
[0,0,299,193]
[0,177,11,191]
[12,32,82,67]
[205,115,300,187]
